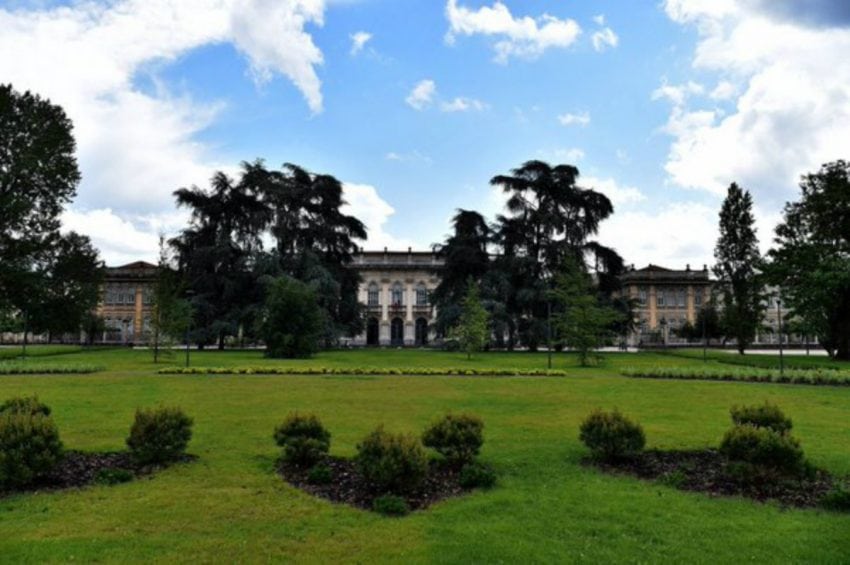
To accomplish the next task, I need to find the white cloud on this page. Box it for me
[582,176,646,207]
[440,97,488,112]
[445,0,581,64]
[0,0,333,264]
[405,79,437,110]
[350,30,372,55]
[384,150,432,164]
[660,0,850,207]
[591,27,619,52]
[538,147,585,163]
[558,111,591,126]
[342,183,414,250]
[651,80,704,106]
[593,14,606,26]
[709,80,738,100]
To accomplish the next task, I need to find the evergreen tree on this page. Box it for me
[452,280,490,360]
[260,276,324,359]
[151,237,192,362]
[713,183,764,354]
[767,160,850,359]
[551,260,620,366]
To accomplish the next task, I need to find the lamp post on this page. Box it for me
[776,294,784,379]
[547,299,552,370]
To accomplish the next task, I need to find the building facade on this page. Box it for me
[98,261,158,344]
[619,264,713,345]
[350,249,444,346]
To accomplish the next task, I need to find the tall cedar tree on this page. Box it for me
[171,171,268,349]
[767,161,850,359]
[151,237,192,362]
[713,183,764,354]
[453,280,490,360]
[489,161,625,349]
[432,210,491,334]
[551,259,620,366]
[0,84,81,317]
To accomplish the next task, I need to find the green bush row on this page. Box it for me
[160,366,568,377]
[0,363,103,375]
[622,366,850,386]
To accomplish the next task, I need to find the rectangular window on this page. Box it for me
[694,287,704,307]
[368,290,379,306]
[657,290,665,308]
[416,289,428,306]
[677,288,687,308]
[637,287,647,307]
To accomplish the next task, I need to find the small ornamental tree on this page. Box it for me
[0,411,63,489]
[260,276,324,358]
[452,280,490,360]
[126,407,193,465]
[273,413,331,466]
[552,260,620,366]
[422,413,484,467]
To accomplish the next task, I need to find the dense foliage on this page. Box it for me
[260,276,325,358]
[459,461,497,489]
[713,183,765,354]
[126,407,193,465]
[356,426,428,494]
[422,413,484,466]
[452,281,490,359]
[730,403,792,434]
[0,395,51,416]
[767,160,850,360]
[0,408,63,488]
[273,413,331,466]
[579,409,645,461]
[720,425,805,479]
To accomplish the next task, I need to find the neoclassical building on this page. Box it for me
[350,249,444,346]
[98,261,158,343]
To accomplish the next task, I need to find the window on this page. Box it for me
[416,284,428,306]
[694,287,704,307]
[637,287,647,307]
[657,290,666,308]
[391,283,404,306]
[677,288,687,308]
[367,283,379,306]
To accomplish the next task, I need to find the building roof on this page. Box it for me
[621,263,712,284]
[353,249,445,271]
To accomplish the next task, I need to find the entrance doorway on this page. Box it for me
[415,318,428,346]
[390,317,405,346]
[366,317,379,346]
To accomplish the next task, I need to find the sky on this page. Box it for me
[2,0,850,268]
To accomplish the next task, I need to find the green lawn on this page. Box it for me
[1,347,849,563]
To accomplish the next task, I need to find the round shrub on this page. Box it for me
[126,407,193,465]
[0,395,51,416]
[307,463,333,485]
[422,413,484,466]
[459,461,496,489]
[273,413,331,466]
[0,411,63,489]
[356,426,428,494]
[372,494,409,516]
[730,402,792,434]
[579,409,646,461]
[720,424,805,477]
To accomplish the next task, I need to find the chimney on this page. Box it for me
[686,264,690,271]
[703,264,708,271]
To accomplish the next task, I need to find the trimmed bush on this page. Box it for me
[820,484,850,512]
[307,463,333,485]
[372,494,409,516]
[459,462,496,489]
[730,403,792,434]
[579,409,646,461]
[0,395,51,416]
[422,413,484,466]
[158,366,570,377]
[126,407,193,465]
[719,424,805,478]
[356,426,428,494]
[273,413,331,466]
[0,411,63,489]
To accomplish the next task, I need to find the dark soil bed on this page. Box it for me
[0,450,195,498]
[278,456,470,511]
[588,449,838,509]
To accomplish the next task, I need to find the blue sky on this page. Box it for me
[3,0,849,267]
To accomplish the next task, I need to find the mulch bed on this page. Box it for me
[0,450,195,498]
[588,449,838,509]
[278,456,469,511]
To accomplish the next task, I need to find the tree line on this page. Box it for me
[2,83,850,360]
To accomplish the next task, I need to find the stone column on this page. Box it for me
[381,282,389,322]
[686,286,695,323]
[649,285,657,328]
[405,283,414,322]
[134,286,144,337]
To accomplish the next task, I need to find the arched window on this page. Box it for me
[391,317,405,345]
[415,283,429,306]
[391,282,404,306]
[367,282,380,306]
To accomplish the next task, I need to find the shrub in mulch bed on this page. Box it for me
[586,449,843,510]
[0,450,195,498]
[278,456,473,512]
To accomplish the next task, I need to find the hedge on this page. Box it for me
[622,366,850,387]
[0,363,104,375]
[158,366,569,377]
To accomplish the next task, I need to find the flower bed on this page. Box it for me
[622,366,850,386]
[159,366,569,377]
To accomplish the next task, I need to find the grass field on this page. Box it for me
[1,346,849,563]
